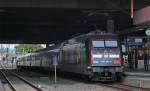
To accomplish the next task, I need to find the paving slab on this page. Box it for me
[123,71,150,89]
[0,80,5,91]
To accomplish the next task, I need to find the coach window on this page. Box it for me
[64,49,67,63]
[42,54,44,61]
[44,54,47,62]
[37,55,39,62]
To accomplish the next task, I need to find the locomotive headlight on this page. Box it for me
[93,60,99,63]
[109,54,120,58]
[87,66,91,69]
[113,59,122,65]
[93,54,103,58]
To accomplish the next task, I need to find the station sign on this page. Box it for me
[126,38,143,45]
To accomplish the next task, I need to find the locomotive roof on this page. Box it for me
[68,31,117,42]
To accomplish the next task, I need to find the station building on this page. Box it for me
[120,6,150,71]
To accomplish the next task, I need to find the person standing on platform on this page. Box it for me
[144,52,149,71]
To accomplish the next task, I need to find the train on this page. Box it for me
[17,31,123,81]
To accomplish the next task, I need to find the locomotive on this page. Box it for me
[17,31,123,81]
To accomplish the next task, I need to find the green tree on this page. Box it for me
[15,44,43,54]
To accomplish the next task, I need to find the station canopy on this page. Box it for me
[0,0,149,44]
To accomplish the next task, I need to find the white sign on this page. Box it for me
[135,38,142,42]
[145,29,150,36]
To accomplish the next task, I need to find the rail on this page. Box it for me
[0,65,43,91]
[0,70,16,91]
[9,71,43,91]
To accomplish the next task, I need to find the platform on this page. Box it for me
[123,71,150,89]
[124,71,150,77]
[0,80,5,91]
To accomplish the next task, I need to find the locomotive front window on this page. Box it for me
[105,40,118,47]
[92,41,104,47]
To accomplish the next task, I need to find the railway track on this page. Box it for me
[0,69,43,91]
[98,83,150,91]
[3,68,150,91]
[22,70,150,91]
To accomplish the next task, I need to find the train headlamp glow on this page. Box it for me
[87,66,91,69]
[109,54,120,58]
[113,59,122,65]
[93,61,99,63]
[93,54,103,58]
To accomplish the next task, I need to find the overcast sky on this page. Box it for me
[0,44,18,49]
[0,44,46,49]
